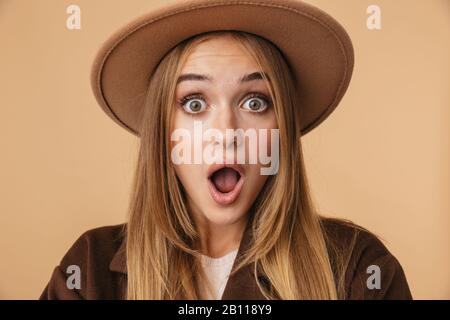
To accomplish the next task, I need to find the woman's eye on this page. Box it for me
[180,97,207,114]
[241,95,270,113]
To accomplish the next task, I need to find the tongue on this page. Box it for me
[211,168,239,193]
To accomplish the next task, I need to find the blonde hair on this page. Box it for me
[126,30,358,299]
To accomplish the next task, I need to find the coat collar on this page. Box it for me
[109,218,267,300]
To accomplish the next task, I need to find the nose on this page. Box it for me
[208,102,239,150]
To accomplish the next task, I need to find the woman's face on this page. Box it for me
[171,34,278,228]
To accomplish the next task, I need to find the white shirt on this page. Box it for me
[199,248,239,300]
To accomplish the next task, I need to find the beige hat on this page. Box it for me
[90,0,354,136]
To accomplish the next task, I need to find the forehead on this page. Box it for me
[180,35,259,74]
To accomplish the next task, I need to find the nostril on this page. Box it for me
[225,134,238,149]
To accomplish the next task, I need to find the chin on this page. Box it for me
[203,204,248,227]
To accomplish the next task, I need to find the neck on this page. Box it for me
[195,214,248,258]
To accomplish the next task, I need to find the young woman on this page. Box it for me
[40,0,412,300]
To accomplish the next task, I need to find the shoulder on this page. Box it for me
[321,217,388,256]
[40,224,127,300]
[59,223,126,266]
[320,217,412,300]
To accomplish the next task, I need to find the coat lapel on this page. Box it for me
[221,218,267,300]
[109,218,267,300]
[109,236,127,274]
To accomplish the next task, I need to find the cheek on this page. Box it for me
[241,114,278,161]
[245,166,269,195]
[170,108,194,155]
[239,108,278,130]
[170,108,186,134]
[173,165,186,187]
[173,164,201,192]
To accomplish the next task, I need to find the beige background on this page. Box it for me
[0,0,448,299]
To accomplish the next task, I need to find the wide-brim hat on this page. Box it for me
[90,0,354,136]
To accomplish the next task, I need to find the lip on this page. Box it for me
[207,163,245,206]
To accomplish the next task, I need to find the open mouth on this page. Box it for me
[207,165,245,206]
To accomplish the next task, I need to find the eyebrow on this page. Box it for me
[176,71,270,84]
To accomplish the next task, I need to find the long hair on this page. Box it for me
[126,30,358,299]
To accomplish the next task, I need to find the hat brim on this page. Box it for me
[91,0,354,136]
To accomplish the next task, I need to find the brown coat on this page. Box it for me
[39,219,412,300]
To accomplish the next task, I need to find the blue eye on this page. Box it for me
[241,94,271,112]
